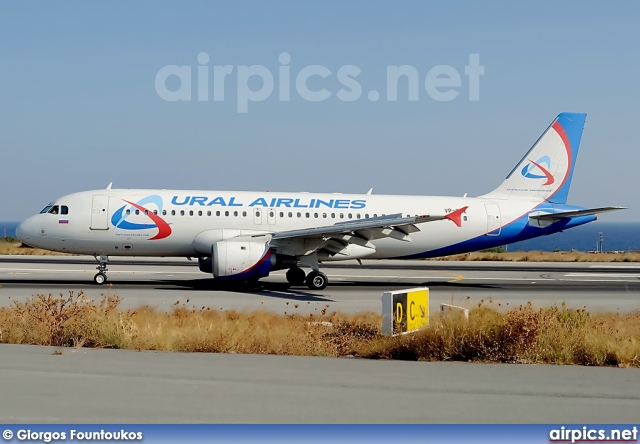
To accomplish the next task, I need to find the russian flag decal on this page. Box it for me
[59,220,69,224]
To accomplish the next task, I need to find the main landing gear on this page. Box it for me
[306,271,328,290]
[93,255,109,285]
[285,267,306,286]
[285,267,328,290]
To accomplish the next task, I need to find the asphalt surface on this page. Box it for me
[0,256,639,423]
[0,256,639,313]
[0,344,639,423]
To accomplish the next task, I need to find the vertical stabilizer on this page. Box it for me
[481,113,586,204]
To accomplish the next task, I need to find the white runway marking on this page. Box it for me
[0,268,202,275]
[565,273,640,278]
[326,274,453,280]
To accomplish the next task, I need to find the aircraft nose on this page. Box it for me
[16,217,37,244]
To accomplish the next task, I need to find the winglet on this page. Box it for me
[444,206,468,227]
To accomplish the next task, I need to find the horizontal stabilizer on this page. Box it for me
[529,206,626,223]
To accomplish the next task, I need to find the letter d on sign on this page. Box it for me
[382,288,429,336]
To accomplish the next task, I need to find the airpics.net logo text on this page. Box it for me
[155,52,484,113]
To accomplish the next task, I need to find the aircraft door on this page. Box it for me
[253,207,263,225]
[90,195,110,230]
[484,203,501,236]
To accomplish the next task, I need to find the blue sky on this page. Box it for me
[1,1,638,221]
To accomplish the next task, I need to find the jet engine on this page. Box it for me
[198,241,296,280]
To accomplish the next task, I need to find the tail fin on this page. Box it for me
[481,112,586,204]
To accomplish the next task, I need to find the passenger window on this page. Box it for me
[357,214,361,219]
[225,211,229,216]
[207,211,211,216]
[365,213,369,219]
[162,210,167,216]
[153,210,158,216]
[144,210,149,215]
[269,211,274,218]
[197,211,201,216]
[135,210,140,215]
[297,212,302,218]
[171,210,176,216]
[234,211,238,217]
[279,212,284,218]
[340,213,344,219]
[180,210,185,216]
[288,212,293,218]
[373,213,378,218]
[314,213,318,218]
[331,213,335,219]
[305,212,310,218]
[61,206,69,215]
[348,213,352,219]
[189,210,194,216]
[243,211,247,217]
[216,211,221,216]
[256,211,261,217]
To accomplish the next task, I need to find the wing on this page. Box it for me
[267,207,468,259]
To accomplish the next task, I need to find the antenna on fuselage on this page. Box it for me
[106,182,113,190]
[366,188,373,195]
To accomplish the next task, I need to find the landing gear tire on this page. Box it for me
[306,271,328,290]
[93,254,109,285]
[286,267,306,286]
[94,272,107,285]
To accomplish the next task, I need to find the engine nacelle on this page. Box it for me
[212,241,272,280]
[198,241,298,280]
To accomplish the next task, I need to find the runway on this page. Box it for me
[0,256,639,313]
[0,256,639,423]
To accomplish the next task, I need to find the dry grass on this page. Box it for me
[0,238,68,255]
[0,292,638,367]
[430,251,640,262]
[361,302,640,367]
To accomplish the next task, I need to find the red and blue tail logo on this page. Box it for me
[110,195,172,240]
[521,155,554,185]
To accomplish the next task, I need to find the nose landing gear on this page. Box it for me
[93,255,109,285]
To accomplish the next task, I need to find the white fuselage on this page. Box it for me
[17,189,543,259]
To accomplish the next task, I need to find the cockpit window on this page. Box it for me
[48,205,60,215]
[61,206,69,215]
[40,205,53,214]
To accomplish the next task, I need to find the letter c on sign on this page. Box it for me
[410,301,416,321]
[395,302,403,324]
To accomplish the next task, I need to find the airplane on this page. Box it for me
[17,112,624,290]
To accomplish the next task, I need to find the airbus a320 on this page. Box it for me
[17,113,624,290]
